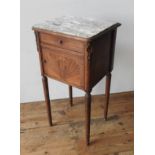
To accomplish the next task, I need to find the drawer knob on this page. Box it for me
[59,40,63,44]
[43,60,47,63]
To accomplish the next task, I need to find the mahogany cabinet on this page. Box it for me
[33,16,121,145]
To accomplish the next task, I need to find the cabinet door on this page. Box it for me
[41,44,85,89]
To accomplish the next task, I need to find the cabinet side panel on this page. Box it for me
[90,31,112,87]
[109,30,117,72]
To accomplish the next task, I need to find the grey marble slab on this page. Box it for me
[33,16,117,38]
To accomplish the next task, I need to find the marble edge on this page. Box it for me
[32,22,121,40]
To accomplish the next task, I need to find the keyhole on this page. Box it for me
[59,40,63,44]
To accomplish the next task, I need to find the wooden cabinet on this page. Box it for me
[33,16,121,145]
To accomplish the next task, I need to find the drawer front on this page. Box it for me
[39,32,85,53]
[41,45,84,88]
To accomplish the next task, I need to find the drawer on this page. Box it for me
[41,45,85,88]
[39,32,85,53]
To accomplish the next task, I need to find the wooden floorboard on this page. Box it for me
[21,91,134,155]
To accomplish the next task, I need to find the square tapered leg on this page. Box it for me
[69,85,73,106]
[42,76,52,126]
[104,73,112,120]
[85,91,91,145]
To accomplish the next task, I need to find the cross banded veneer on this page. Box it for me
[33,16,121,145]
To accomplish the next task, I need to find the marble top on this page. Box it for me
[33,16,117,39]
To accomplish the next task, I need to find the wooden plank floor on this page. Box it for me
[21,92,134,155]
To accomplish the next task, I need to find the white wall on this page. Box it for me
[21,0,134,103]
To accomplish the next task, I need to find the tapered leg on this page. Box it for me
[69,85,73,106]
[104,73,112,121]
[85,91,91,145]
[42,76,52,126]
